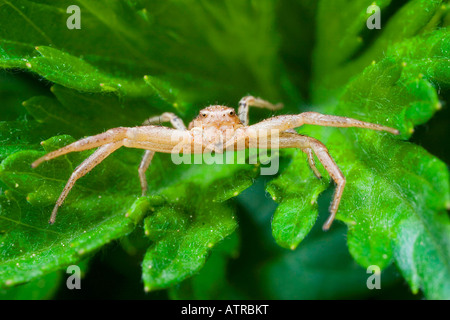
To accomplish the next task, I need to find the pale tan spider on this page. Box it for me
[31,96,399,230]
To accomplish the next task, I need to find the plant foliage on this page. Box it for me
[0,0,449,299]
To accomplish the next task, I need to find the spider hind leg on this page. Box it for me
[274,132,345,231]
[48,141,122,224]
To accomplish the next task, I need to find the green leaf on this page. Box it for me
[0,270,62,300]
[21,84,178,137]
[142,204,236,291]
[259,225,403,300]
[0,124,257,288]
[268,4,450,299]
[141,161,257,291]
[267,150,327,249]
[142,204,237,291]
[168,232,244,299]
[0,0,284,293]
[0,0,294,108]
[0,71,259,289]
[0,0,449,300]
[0,131,149,286]
[313,0,445,102]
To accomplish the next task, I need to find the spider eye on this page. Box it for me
[229,111,235,116]
[201,113,207,117]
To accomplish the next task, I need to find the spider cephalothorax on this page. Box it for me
[188,105,243,151]
[188,105,242,130]
[32,96,399,230]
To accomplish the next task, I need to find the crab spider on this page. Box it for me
[31,96,399,230]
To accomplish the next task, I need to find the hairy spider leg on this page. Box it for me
[267,132,345,231]
[142,112,186,129]
[31,96,399,229]
[246,112,399,230]
[238,95,283,126]
[139,112,187,196]
[32,126,188,223]
[31,127,128,168]
[302,148,322,179]
[248,111,399,135]
[138,151,155,196]
[48,141,123,224]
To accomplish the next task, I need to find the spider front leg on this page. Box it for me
[31,127,128,168]
[238,95,283,125]
[249,111,400,135]
[142,112,186,130]
[32,128,127,224]
[139,112,187,196]
[32,126,187,223]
